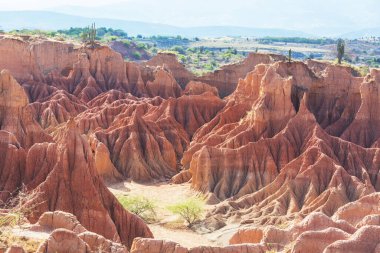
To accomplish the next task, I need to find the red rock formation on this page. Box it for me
[130,238,268,253]
[4,246,25,253]
[24,118,152,247]
[2,36,380,252]
[33,211,84,230]
[146,52,285,98]
[0,37,129,102]
[32,211,128,253]
[74,91,224,182]
[146,67,182,98]
[0,70,51,202]
[146,53,195,88]
[28,90,88,129]
[227,193,380,253]
[0,70,52,147]
[186,62,379,206]
[184,81,219,97]
[323,226,380,253]
[196,53,286,97]
[0,69,153,249]
[90,137,124,184]
[125,62,150,97]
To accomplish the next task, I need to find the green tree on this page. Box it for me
[167,197,204,227]
[337,38,345,64]
[117,195,156,223]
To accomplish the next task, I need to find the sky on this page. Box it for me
[1,0,380,35]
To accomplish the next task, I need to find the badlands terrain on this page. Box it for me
[0,34,380,253]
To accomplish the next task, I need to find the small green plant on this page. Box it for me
[136,42,147,50]
[167,197,205,227]
[122,40,131,47]
[171,46,186,54]
[178,55,187,63]
[117,195,156,223]
[132,51,142,59]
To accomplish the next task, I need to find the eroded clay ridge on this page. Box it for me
[187,61,380,216]
[130,193,380,253]
[1,35,380,252]
[0,69,152,249]
[0,35,269,183]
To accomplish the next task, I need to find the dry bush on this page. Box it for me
[0,231,42,253]
[0,185,44,227]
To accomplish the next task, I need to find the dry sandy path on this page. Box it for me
[108,181,225,248]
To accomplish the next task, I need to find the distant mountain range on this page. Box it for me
[0,11,309,37]
[340,28,380,39]
[0,11,378,38]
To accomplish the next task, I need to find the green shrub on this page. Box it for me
[122,40,131,48]
[171,46,186,54]
[132,51,142,59]
[204,63,214,71]
[167,197,205,227]
[117,195,156,222]
[107,35,118,41]
[178,55,187,63]
[136,42,146,50]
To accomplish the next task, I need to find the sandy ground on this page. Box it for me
[11,227,49,240]
[108,181,230,248]
[7,181,237,249]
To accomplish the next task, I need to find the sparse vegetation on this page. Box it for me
[0,186,44,227]
[167,197,205,227]
[3,28,379,72]
[258,37,336,45]
[0,187,44,252]
[117,195,157,223]
[58,26,128,41]
[0,231,42,253]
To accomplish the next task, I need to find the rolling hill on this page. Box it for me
[0,11,308,37]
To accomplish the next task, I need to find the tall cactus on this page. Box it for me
[89,23,97,47]
[288,49,292,63]
[81,23,97,47]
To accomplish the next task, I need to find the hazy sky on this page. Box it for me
[2,0,380,34]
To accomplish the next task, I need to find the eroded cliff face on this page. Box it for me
[195,53,286,97]
[1,36,380,253]
[0,66,152,250]
[145,52,285,98]
[146,53,195,88]
[186,61,379,202]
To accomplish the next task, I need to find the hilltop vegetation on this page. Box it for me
[4,27,380,71]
